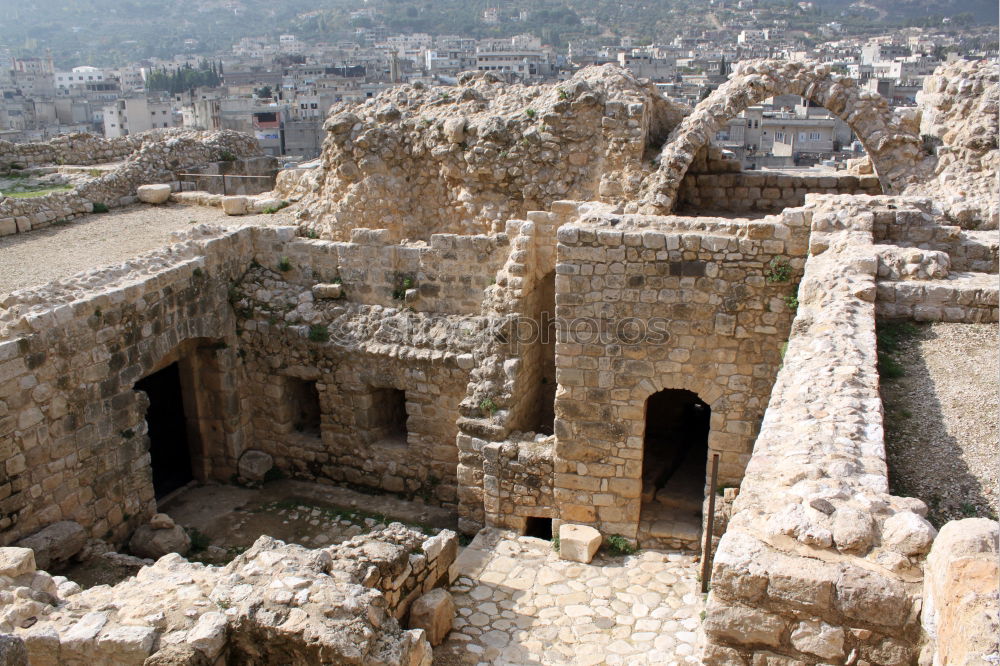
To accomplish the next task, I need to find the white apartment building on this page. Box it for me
[103,97,176,137]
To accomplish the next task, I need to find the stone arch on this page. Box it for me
[632,59,923,213]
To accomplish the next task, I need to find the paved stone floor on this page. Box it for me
[433,529,704,665]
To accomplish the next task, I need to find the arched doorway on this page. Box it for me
[639,389,711,548]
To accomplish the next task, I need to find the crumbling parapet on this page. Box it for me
[702,196,939,665]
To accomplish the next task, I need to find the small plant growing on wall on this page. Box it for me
[765,257,792,283]
[524,108,536,119]
[91,202,109,213]
[392,275,415,300]
[478,396,497,418]
[278,256,293,272]
[308,324,329,342]
[783,293,799,310]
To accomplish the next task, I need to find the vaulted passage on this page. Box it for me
[639,389,711,549]
[136,362,193,500]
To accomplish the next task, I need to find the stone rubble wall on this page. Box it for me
[1,524,456,665]
[0,129,261,236]
[291,65,689,241]
[908,59,999,229]
[0,133,141,169]
[551,209,808,539]
[875,273,998,323]
[919,518,999,665]
[678,171,881,213]
[634,59,924,214]
[702,195,937,665]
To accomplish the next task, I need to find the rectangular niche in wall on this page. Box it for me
[288,378,321,436]
[371,387,408,446]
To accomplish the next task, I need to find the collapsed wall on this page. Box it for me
[907,59,999,228]
[0,129,261,235]
[1,524,456,665]
[285,65,688,241]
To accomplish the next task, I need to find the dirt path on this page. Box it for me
[881,322,999,526]
[0,202,295,296]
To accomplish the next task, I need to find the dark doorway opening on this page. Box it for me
[136,362,193,500]
[535,270,557,435]
[289,378,322,436]
[642,389,711,509]
[523,516,553,540]
[371,387,408,445]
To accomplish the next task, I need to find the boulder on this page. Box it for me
[443,118,465,144]
[136,184,171,205]
[311,283,343,300]
[408,589,454,646]
[0,548,36,578]
[187,612,228,660]
[221,196,247,215]
[0,634,27,666]
[558,524,602,564]
[238,450,274,482]
[15,521,87,571]
[129,524,191,560]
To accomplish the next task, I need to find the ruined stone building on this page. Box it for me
[0,59,997,664]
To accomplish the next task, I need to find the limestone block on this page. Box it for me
[221,196,247,215]
[882,511,937,556]
[703,602,785,648]
[408,588,455,646]
[96,625,157,665]
[0,219,16,236]
[443,118,465,144]
[0,548,36,578]
[129,523,191,559]
[238,450,274,482]
[311,283,343,300]
[188,611,228,660]
[789,620,845,660]
[15,521,86,571]
[149,513,175,529]
[137,184,172,205]
[144,644,212,666]
[558,524,601,564]
[831,507,874,554]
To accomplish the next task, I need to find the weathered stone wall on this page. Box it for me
[0,226,254,547]
[0,132,141,169]
[0,129,261,235]
[908,59,999,228]
[482,437,556,532]
[1,524,456,665]
[920,518,999,665]
[702,196,938,665]
[678,171,881,213]
[291,65,689,241]
[551,210,808,539]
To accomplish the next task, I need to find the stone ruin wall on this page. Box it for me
[0,227,255,546]
[550,208,807,545]
[0,129,262,236]
[284,65,689,241]
[0,133,144,169]
[1,524,457,665]
[677,170,881,213]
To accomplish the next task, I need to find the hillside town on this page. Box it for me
[0,2,995,168]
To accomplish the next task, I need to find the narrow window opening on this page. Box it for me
[289,378,321,436]
[372,387,408,445]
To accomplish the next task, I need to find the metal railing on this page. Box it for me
[175,172,277,196]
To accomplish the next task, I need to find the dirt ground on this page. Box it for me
[880,321,999,526]
[59,478,458,587]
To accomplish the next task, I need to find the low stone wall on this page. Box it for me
[920,518,999,664]
[2,524,454,665]
[0,129,260,236]
[702,195,936,665]
[677,171,881,213]
[179,155,280,196]
[876,273,999,322]
[0,132,140,169]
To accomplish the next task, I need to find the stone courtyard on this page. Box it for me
[435,530,703,666]
[0,58,997,665]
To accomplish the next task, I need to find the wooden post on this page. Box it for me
[701,453,720,594]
